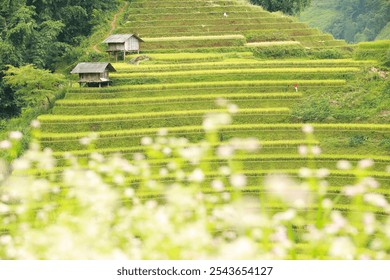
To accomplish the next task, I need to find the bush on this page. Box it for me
[251,45,307,59]
[349,135,368,147]
[309,49,343,59]
[292,98,331,122]
[380,138,390,150]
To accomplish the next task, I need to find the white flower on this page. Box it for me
[0,235,12,245]
[358,159,374,169]
[133,153,145,161]
[216,144,234,158]
[264,174,312,208]
[243,137,261,152]
[302,124,314,134]
[0,203,10,214]
[363,213,376,235]
[329,237,356,259]
[79,137,91,146]
[211,180,224,191]
[222,192,231,201]
[30,119,41,128]
[219,166,231,175]
[167,162,177,170]
[12,158,31,170]
[140,137,153,146]
[364,193,389,209]
[298,145,308,156]
[316,168,329,178]
[159,168,169,176]
[361,177,379,189]
[9,131,23,140]
[337,160,352,170]
[175,170,186,181]
[343,184,366,197]
[0,140,12,150]
[157,128,168,136]
[215,97,228,107]
[311,146,321,156]
[272,209,296,223]
[227,104,239,114]
[229,174,247,188]
[229,137,260,152]
[179,146,204,164]
[147,180,158,189]
[325,211,347,234]
[162,147,172,155]
[271,226,292,247]
[219,237,258,259]
[202,113,231,132]
[188,168,205,183]
[124,188,134,198]
[113,174,125,185]
[322,199,333,209]
[298,167,312,178]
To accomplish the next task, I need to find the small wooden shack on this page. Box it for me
[103,34,144,61]
[70,62,116,87]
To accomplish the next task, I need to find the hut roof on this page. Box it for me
[70,62,116,74]
[103,34,144,43]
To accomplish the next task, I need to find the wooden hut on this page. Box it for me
[103,34,144,61]
[70,62,116,87]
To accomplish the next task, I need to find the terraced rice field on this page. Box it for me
[34,0,390,258]
[40,54,390,192]
[113,0,348,50]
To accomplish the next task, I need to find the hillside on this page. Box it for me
[3,0,390,259]
[299,0,390,43]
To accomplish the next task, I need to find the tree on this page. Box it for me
[3,64,65,108]
[250,0,311,15]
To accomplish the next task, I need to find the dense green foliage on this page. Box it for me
[299,0,390,43]
[4,65,65,107]
[0,0,120,123]
[250,0,311,15]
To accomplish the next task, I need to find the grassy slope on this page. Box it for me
[39,0,389,162]
[34,0,390,255]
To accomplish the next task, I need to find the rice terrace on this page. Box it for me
[0,0,390,260]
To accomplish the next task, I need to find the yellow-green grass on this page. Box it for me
[123,28,320,38]
[18,155,390,181]
[51,139,320,158]
[111,67,360,78]
[128,17,294,28]
[130,1,244,8]
[69,80,347,93]
[57,93,302,106]
[246,41,301,47]
[112,59,373,72]
[126,52,225,62]
[65,87,312,100]
[50,149,390,173]
[20,166,390,190]
[40,108,290,122]
[357,40,390,49]
[39,108,291,133]
[37,124,390,142]
[119,23,309,35]
[142,38,246,50]
[143,35,245,42]
[38,123,390,154]
[53,93,301,115]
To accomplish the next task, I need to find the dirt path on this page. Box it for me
[92,1,129,53]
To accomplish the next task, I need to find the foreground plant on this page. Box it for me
[0,105,390,259]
